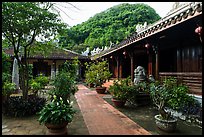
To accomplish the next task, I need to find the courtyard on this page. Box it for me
[2,83,202,135]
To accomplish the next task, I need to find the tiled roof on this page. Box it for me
[92,2,202,60]
[3,46,89,60]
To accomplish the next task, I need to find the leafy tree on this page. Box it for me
[2,51,12,85]
[2,2,66,100]
[59,3,161,53]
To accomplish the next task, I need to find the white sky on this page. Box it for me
[56,2,189,27]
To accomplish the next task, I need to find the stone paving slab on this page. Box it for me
[75,84,151,135]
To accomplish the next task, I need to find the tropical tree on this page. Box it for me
[2,2,66,100]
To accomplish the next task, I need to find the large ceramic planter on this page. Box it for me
[111,98,126,107]
[96,86,106,94]
[154,114,177,132]
[45,121,68,135]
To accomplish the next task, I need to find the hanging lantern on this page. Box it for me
[195,26,202,43]
[195,26,202,35]
[145,43,150,48]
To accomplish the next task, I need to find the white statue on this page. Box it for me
[81,47,90,56]
[12,57,19,92]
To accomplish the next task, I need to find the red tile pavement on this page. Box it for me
[74,84,151,135]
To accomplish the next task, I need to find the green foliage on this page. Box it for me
[2,96,46,117]
[2,51,12,84]
[27,64,34,80]
[30,81,42,95]
[2,82,16,96]
[35,74,49,87]
[85,61,112,87]
[60,58,80,81]
[149,77,199,120]
[127,81,150,105]
[38,95,75,125]
[29,74,49,95]
[109,77,133,101]
[59,3,161,53]
[49,71,78,102]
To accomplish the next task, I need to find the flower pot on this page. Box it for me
[89,83,94,88]
[45,122,68,135]
[154,114,177,132]
[96,86,106,94]
[111,98,126,107]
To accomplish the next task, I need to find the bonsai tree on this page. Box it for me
[149,77,201,132]
[85,60,112,93]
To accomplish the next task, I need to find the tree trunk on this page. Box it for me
[21,47,29,101]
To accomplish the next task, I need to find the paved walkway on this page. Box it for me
[75,84,151,135]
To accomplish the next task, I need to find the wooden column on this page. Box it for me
[146,46,153,76]
[153,45,159,80]
[128,52,134,82]
[114,55,120,80]
[155,53,159,80]
[148,54,153,76]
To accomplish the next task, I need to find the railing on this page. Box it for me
[159,72,202,95]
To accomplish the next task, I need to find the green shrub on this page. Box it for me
[2,96,46,117]
[2,82,16,96]
[49,71,78,103]
[30,81,42,95]
[35,74,49,87]
[85,61,112,87]
[109,77,133,101]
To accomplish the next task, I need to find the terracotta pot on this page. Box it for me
[45,122,68,135]
[111,98,126,107]
[89,83,94,88]
[96,86,106,94]
[154,114,177,132]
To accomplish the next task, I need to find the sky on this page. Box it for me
[55,2,189,27]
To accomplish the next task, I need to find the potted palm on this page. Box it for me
[109,77,134,107]
[149,77,199,132]
[38,95,75,135]
[85,61,112,94]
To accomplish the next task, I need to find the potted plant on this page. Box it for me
[85,61,112,94]
[149,77,199,132]
[109,77,133,107]
[38,95,75,135]
[128,81,150,106]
